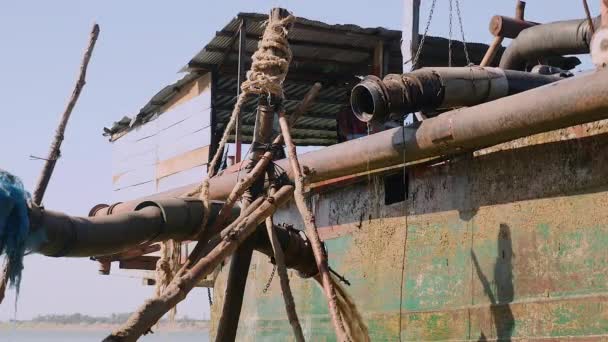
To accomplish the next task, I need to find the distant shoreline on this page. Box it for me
[0,320,209,332]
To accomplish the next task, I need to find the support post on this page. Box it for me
[235,18,247,163]
[373,41,385,77]
[215,9,288,341]
[215,97,275,342]
[32,24,100,205]
[402,0,420,71]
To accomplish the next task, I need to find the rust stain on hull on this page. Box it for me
[211,124,608,340]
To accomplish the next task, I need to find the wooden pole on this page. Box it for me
[32,23,100,205]
[402,0,421,70]
[480,37,503,67]
[235,18,247,164]
[481,1,525,67]
[278,112,349,341]
[265,168,305,341]
[0,23,99,306]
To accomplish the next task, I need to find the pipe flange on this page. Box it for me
[350,75,390,123]
[106,202,123,215]
[88,203,109,217]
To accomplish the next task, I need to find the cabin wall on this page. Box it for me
[111,74,212,200]
[211,121,608,341]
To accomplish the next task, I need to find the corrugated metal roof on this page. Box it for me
[104,11,406,143]
[107,11,576,144]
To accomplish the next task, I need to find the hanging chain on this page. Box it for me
[262,264,277,294]
[448,0,453,67]
[455,0,471,65]
[410,0,437,71]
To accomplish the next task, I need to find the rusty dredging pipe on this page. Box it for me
[33,199,320,277]
[97,69,608,213]
[350,67,563,123]
[499,17,600,70]
[34,198,211,257]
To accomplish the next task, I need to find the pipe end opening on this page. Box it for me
[351,84,377,123]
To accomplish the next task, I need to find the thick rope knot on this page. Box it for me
[241,14,295,98]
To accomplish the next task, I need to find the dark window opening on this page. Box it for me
[384,170,408,205]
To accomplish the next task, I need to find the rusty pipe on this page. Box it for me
[350,67,563,123]
[32,198,320,277]
[489,15,538,39]
[97,69,608,213]
[499,17,600,70]
[32,199,232,257]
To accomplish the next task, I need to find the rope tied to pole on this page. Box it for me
[241,14,295,98]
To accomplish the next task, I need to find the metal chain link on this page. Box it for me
[207,287,213,306]
[448,0,453,67]
[455,0,471,65]
[262,264,276,294]
[410,0,438,71]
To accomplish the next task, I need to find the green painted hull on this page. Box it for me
[212,125,608,341]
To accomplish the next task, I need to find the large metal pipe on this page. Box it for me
[31,196,321,277]
[33,198,228,257]
[350,67,563,123]
[499,17,600,70]
[489,15,538,39]
[97,68,608,213]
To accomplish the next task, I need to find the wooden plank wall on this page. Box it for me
[111,74,212,201]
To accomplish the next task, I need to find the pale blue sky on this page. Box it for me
[0,0,599,321]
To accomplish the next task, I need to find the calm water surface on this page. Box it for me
[0,330,209,341]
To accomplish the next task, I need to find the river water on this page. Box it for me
[0,329,209,341]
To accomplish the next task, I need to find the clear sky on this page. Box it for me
[0,0,599,321]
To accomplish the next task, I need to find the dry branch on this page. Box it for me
[32,23,100,204]
[265,170,305,341]
[278,112,349,341]
[0,23,100,306]
[104,185,294,342]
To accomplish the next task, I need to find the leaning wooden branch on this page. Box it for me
[266,169,305,341]
[0,23,100,306]
[104,185,294,342]
[278,112,349,341]
[32,23,100,205]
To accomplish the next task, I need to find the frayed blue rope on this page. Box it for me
[0,170,30,292]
